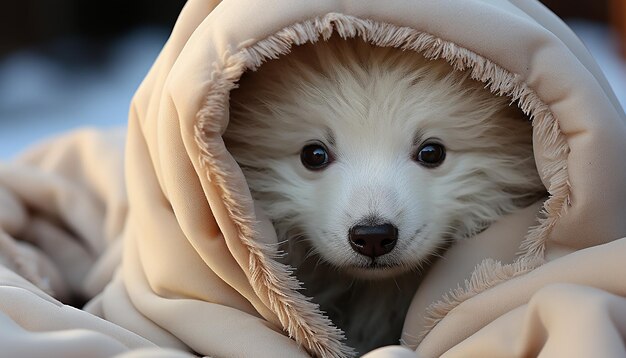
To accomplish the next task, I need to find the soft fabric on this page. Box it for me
[1,0,625,357]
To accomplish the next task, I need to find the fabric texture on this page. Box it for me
[1,0,625,357]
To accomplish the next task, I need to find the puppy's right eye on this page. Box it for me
[301,143,332,170]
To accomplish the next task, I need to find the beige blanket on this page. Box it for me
[1,0,626,357]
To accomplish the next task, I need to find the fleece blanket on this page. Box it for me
[1,0,626,357]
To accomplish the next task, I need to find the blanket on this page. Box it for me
[1,0,626,357]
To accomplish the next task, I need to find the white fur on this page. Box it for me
[225,38,545,353]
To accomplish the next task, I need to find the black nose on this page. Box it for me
[348,223,398,258]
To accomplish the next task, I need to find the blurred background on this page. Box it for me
[1,0,625,158]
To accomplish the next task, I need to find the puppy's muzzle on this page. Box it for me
[348,223,398,258]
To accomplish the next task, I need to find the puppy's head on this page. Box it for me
[225,38,544,279]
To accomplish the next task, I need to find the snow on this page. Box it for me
[0,28,168,158]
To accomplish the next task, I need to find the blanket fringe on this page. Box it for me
[412,257,543,346]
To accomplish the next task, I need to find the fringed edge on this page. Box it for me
[414,257,543,344]
[195,51,353,357]
[519,111,571,258]
[194,13,571,356]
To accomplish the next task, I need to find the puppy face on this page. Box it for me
[225,38,544,278]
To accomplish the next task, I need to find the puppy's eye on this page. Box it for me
[415,143,446,168]
[301,143,331,170]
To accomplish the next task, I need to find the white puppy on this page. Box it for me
[225,37,545,353]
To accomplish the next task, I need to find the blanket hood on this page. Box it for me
[103,0,626,356]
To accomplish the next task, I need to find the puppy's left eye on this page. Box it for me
[301,143,332,170]
[414,143,446,168]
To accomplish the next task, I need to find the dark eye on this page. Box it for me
[301,143,332,170]
[415,143,446,168]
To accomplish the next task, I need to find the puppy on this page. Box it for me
[225,37,545,353]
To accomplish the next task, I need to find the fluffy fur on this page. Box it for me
[224,38,545,353]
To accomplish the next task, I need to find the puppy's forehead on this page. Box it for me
[320,103,437,150]
[324,127,336,147]
[305,91,456,143]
